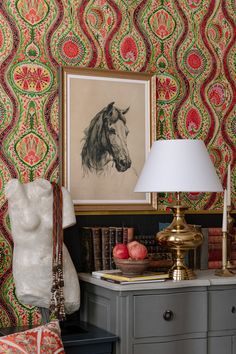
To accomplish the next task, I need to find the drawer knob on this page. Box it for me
[163,310,174,321]
[231,306,236,314]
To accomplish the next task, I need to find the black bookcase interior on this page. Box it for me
[64,213,226,273]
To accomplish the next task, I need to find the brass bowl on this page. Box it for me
[114,258,150,276]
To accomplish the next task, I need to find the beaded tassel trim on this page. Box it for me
[49,183,66,321]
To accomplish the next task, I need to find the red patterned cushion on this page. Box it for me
[0,320,65,353]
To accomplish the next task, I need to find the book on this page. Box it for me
[209,243,222,250]
[101,227,110,270]
[208,232,222,265]
[101,277,166,285]
[208,235,222,243]
[208,250,222,262]
[122,227,134,244]
[208,227,222,236]
[230,242,236,250]
[208,260,222,269]
[229,250,236,260]
[127,227,135,243]
[148,252,172,261]
[115,227,123,244]
[109,227,116,269]
[207,227,224,269]
[100,271,169,283]
[91,227,102,271]
[79,227,94,272]
[92,269,121,279]
[135,234,159,257]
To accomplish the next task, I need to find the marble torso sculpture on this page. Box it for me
[5,178,80,314]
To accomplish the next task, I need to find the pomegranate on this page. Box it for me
[113,243,129,259]
[127,240,140,251]
[127,241,147,260]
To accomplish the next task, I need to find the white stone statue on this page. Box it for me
[5,178,80,315]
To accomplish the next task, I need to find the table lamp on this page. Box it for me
[134,139,223,281]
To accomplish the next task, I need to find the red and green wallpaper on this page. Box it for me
[0,0,235,326]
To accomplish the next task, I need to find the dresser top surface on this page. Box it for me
[78,270,236,292]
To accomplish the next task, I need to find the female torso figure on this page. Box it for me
[5,178,80,314]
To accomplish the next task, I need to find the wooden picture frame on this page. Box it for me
[60,67,156,213]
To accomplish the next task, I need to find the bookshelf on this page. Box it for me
[64,213,228,274]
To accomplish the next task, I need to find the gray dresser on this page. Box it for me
[79,271,236,354]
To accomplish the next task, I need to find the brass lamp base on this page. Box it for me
[168,250,196,280]
[157,204,203,281]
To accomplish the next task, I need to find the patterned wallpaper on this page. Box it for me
[0,0,235,326]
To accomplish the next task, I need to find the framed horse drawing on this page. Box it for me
[60,67,156,213]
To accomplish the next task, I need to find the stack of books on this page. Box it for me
[92,269,169,285]
[78,226,134,272]
[134,234,173,272]
[78,227,174,273]
[208,227,222,269]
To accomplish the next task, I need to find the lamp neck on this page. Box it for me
[176,192,181,206]
[170,205,188,218]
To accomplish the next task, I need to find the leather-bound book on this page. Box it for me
[123,227,134,244]
[101,227,110,270]
[109,227,116,269]
[91,227,102,271]
[79,227,94,272]
[115,227,123,244]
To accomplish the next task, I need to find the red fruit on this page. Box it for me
[113,243,129,259]
[127,241,140,251]
[127,241,147,260]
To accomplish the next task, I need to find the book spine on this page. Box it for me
[115,227,123,244]
[208,228,223,236]
[79,227,94,272]
[100,276,120,284]
[207,228,223,265]
[148,252,172,261]
[92,227,102,271]
[208,260,222,269]
[208,250,222,261]
[135,234,158,254]
[122,227,134,244]
[208,243,222,250]
[229,250,236,260]
[109,227,116,269]
[122,227,128,244]
[127,227,134,243]
[101,227,110,270]
[208,235,222,243]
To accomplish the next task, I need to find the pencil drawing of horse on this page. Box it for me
[81,102,132,174]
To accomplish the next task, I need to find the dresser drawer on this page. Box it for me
[208,336,232,354]
[209,288,236,331]
[133,291,207,338]
[134,338,207,354]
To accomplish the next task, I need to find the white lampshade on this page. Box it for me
[134,139,223,193]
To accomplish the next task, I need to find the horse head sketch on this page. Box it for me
[81,102,132,174]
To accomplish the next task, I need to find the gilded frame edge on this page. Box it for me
[60,66,157,213]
